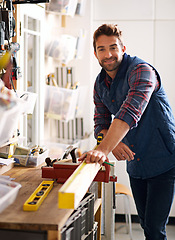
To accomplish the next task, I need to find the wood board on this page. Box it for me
[58,161,101,209]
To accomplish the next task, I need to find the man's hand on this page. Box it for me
[78,150,107,165]
[112,142,135,161]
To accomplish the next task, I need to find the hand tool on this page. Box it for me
[45,157,59,167]
[94,132,114,167]
[42,160,116,183]
[62,145,77,163]
[41,142,117,209]
[23,180,54,211]
[42,142,117,183]
[97,132,104,145]
[44,145,77,167]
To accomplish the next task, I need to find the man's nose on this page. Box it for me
[105,50,112,58]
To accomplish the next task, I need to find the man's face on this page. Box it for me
[94,35,126,78]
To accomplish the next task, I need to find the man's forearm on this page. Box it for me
[96,118,130,156]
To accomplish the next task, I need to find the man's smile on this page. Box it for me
[103,58,116,64]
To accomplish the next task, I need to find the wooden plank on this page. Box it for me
[95,204,102,240]
[95,182,102,240]
[98,182,102,198]
[58,161,101,209]
[94,198,102,215]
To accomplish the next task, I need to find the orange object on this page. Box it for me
[115,183,132,197]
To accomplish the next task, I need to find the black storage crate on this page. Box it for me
[61,211,82,240]
[83,222,98,240]
[89,182,98,201]
[77,192,95,235]
[61,192,95,240]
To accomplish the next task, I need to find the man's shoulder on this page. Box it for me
[127,54,146,66]
[96,68,106,82]
[126,55,149,75]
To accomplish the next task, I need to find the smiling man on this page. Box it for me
[95,35,126,78]
[79,24,175,240]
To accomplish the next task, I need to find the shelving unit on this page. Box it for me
[44,0,94,152]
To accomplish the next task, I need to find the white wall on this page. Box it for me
[92,0,175,216]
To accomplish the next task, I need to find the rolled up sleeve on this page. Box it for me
[114,64,158,129]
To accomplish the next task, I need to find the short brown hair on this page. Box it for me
[93,24,124,52]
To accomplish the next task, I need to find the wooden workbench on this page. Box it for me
[0,166,74,240]
[0,165,102,240]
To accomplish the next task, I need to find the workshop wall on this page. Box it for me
[43,0,175,216]
[44,0,96,151]
[92,0,175,216]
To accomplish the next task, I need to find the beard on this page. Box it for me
[99,57,122,72]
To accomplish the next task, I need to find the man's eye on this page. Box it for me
[99,49,104,52]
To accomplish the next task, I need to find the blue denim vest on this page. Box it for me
[95,54,175,179]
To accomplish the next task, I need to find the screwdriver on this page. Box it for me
[96,133,114,167]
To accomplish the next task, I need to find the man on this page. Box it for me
[79,24,175,239]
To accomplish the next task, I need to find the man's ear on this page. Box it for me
[122,45,126,53]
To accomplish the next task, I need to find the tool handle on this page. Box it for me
[97,132,104,145]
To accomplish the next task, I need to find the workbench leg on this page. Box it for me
[47,230,61,240]
[98,182,102,199]
[95,182,102,240]
[95,204,102,240]
[104,182,115,240]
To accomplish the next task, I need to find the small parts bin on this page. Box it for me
[0,177,21,214]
